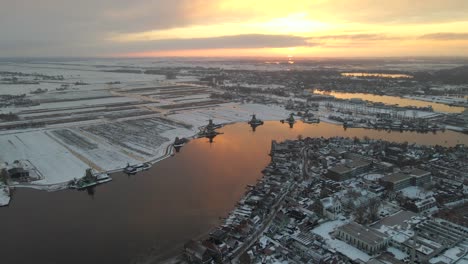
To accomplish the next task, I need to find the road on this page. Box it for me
[229,182,296,263]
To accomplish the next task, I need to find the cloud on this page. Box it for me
[310,34,398,41]
[307,0,468,24]
[420,32,468,40]
[110,34,314,53]
[1,0,468,56]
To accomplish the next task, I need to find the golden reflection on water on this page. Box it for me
[314,90,465,113]
[341,72,413,78]
[0,121,466,264]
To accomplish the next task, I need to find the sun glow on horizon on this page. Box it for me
[109,13,331,43]
[103,1,468,58]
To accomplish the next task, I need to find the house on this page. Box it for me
[320,196,342,220]
[7,167,29,179]
[184,240,214,264]
[413,197,437,213]
[337,222,389,255]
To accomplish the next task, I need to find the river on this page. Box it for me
[314,90,465,113]
[1,121,467,264]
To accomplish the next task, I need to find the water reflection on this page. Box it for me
[341,72,413,78]
[314,90,465,113]
[0,121,467,264]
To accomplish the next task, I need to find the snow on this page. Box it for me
[363,173,384,181]
[46,129,142,171]
[0,131,90,185]
[430,255,453,264]
[168,103,290,128]
[399,186,434,199]
[312,220,371,262]
[377,224,413,244]
[0,114,196,189]
[0,185,10,206]
[1,58,466,198]
[387,247,408,260]
[4,96,139,114]
[443,246,465,260]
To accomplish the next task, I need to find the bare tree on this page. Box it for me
[368,197,381,222]
[355,205,367,224]
[312,198,324,217]
[0,168,8,184]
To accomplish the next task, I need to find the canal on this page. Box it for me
[314,90,466,113]
[1,121,467,264]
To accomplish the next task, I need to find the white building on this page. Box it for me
[321,196,342,220]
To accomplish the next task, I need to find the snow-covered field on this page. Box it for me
[0,60,297,197]
[0,131,90,185]
[169,103,290,128]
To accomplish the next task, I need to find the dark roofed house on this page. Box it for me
[8,167,29,179]
[184,240,214,264]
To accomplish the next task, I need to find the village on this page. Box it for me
[183,137,468,264]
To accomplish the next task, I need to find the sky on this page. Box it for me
[1,0,468,58]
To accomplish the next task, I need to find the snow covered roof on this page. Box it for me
[338,222,388,245]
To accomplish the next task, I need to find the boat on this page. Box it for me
[303,116,320,123]
[173,137,189,147]
[124,163,151,174]
[69,169,112,190]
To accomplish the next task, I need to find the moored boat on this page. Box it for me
[124,162,151,174]
[69,168,112,190]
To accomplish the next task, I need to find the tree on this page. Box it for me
[355,205,367,224]
[368,197,381,222]
[239,252,251,264]
[312,198,324,217]
[0,168,9,184]
[353,136,360,144]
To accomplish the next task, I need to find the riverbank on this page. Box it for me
[403,95,468,108]
[181,135,468,263]
[314,90,466,113]
[2,105,468,208]
[1,121,468,264]
[0,185,10,206]
[0,103,290,196]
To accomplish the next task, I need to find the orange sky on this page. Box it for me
[110,0,468,57]
[2,0,468,57]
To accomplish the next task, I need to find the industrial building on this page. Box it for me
[337,222,389,255]
[380,168,432,191]
[326,158,372,181]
